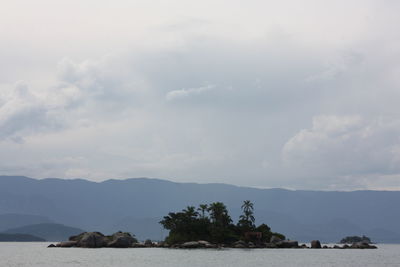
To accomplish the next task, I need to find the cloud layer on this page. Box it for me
[1,0,400,190]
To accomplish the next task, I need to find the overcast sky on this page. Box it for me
[1,0,400,190]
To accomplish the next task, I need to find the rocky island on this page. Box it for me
[49,200,377,249]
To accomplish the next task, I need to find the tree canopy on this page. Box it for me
[160,200,285,244]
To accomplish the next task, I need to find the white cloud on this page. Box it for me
[282,115,400,188]
[165,84,215,101]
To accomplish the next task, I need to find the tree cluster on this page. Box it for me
[160,201,285,244]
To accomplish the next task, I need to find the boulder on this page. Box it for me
[351,242,377,249]
[300,244,308,248]
[57,241,78,248]
[248,242,256,248]
[77,232,107,248]
[197,240,216,248]
[276,240,299,248]
[265,243,278,248]
[270,235,283,244]
[233,240,247,248]
[107,232,136,248]
[47,244,56,248]
[144,239,153,247]
[333,245,341,249]
[69,232,86,242]
[311,240,322,249]
[181,241,201,248]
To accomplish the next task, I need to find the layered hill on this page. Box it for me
[1,175,400,242]
[3,223,85,241]
[0,233,45,242]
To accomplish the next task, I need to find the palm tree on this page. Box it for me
[239,200,255,229]
[198,204,208,218]
[208,202,232,227]
[183,206,198,218]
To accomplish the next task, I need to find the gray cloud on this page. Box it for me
[0,0,400,190]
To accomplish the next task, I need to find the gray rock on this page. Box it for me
[276,240,299,248]
[270,236,283,244]
[57,241,77,248]
[78,232,107,248]
[107,232,136,248]
[232,240,247,248]
[181,241,201,248]
[351,242,377,249]
[265,243,278,248]
[144,239,153,247]
[311,240,322,249]
[197,240,216,248]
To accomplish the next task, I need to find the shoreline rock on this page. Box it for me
[50,232,377,249]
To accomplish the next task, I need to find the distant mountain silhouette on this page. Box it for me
[0,213,53,232]
[1,175,400,243]
[0,233,45,242]
[3,223,85,241]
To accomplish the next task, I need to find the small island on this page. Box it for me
[340,235,371,244]
[49,200,377,249]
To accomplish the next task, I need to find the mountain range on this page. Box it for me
[1,175,399,243]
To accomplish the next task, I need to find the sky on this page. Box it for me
[1,0,400,190]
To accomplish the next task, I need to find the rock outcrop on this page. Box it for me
[77,232,107,248]
[311,240,321,248]
[107,232,136,248]
[57,241,78,248]
[50,231,377,249]
[276,240,299,248]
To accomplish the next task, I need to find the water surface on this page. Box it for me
[1,243,398,267]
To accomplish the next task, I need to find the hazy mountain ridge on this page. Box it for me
[3,223,85,241]
[1,176,400,242]
[0,213,53,232]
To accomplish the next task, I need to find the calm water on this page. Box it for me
[1,243,399,267]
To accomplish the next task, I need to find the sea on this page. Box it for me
[1,243,399,267]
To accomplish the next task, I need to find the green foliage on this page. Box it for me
[256,223,272,241]
[160,200,285,245]
[271,232,286,241]
[237,200,256,232]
